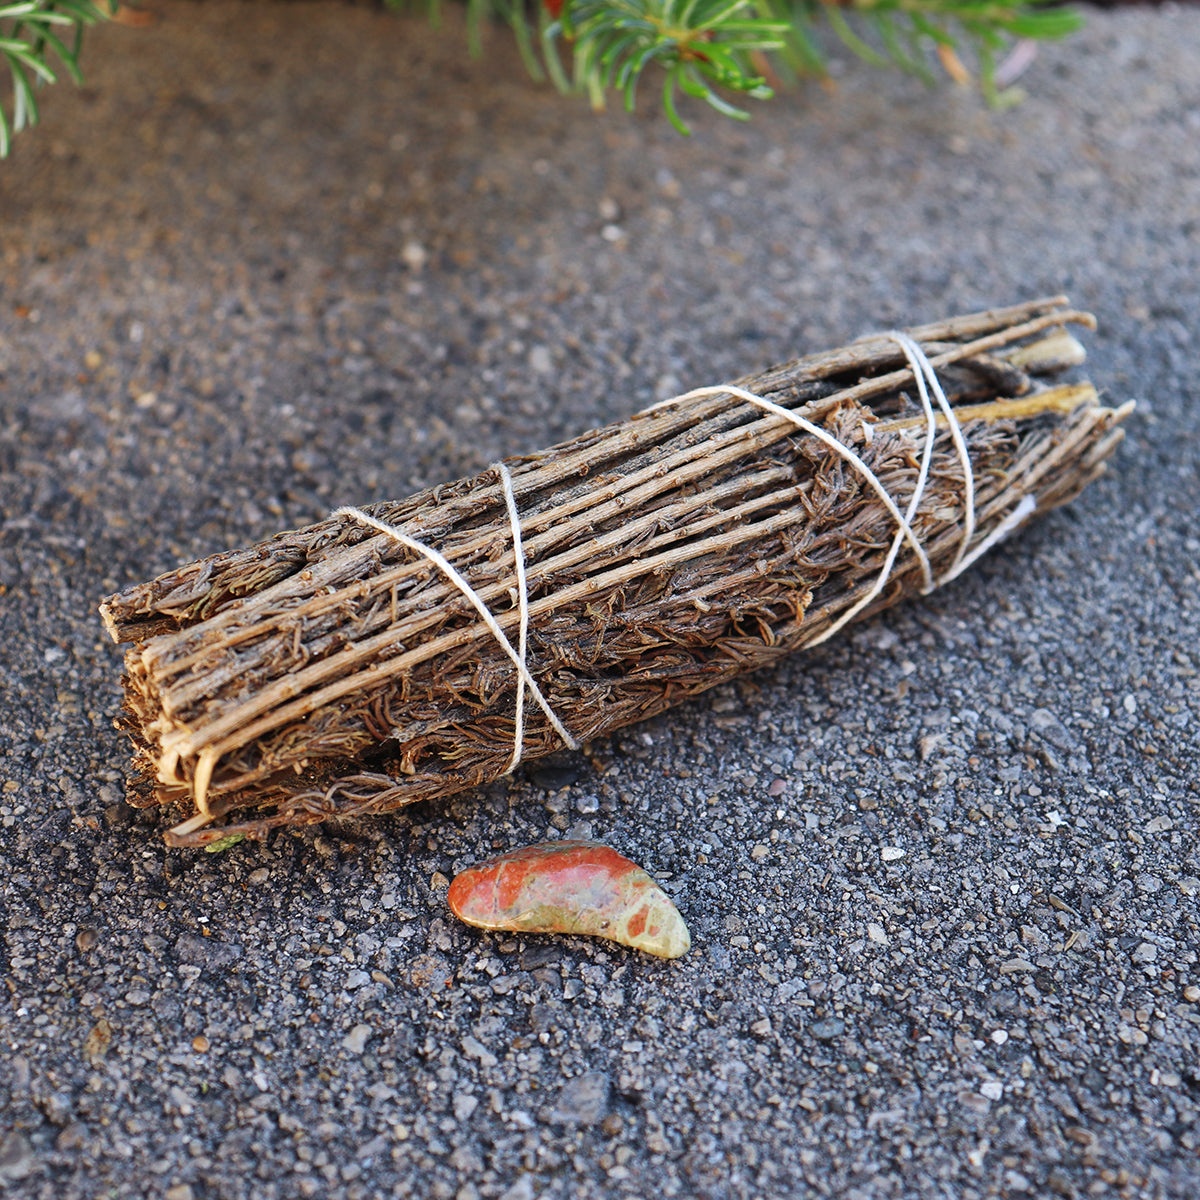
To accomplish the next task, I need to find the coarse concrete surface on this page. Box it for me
[1,4,1198,1198]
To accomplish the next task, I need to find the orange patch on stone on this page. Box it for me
[495,860,530,912]
[625,904,649,939]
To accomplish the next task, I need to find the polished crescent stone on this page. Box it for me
[447,841,691,959]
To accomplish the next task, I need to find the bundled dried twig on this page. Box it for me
[100,297,1132,848]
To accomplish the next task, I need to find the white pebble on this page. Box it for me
[990,1030,1009,1045]
[401,240,427,270]
[881,846,905,862]
[979,1080,1003,1101]
[341,1024,372,1055]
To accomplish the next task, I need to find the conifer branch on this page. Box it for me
[440,0,1084,131]
[2,0,1083,159]
[0,0,111,157]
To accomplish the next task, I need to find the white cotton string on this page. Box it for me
[939,493,1036,585]
[334,462,579,775]
[647,381,933,648]
[805,331,976,644]
[647,383,935,591]
[884,331,977,583]
[335,343,986,767]
[646,330,980,648]
[497,460,533,773]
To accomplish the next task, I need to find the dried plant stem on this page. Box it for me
[99,298,1131,848]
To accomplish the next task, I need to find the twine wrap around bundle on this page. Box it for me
[100,298,1133,848]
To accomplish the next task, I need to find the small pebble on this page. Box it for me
[341,1024,372,1055]
[175,933,242,969]
[498,1178,535,1200]
[881,846,905,862]
[808,1017,845,1041]
[461,1036,498,1068]
[401,240,427,270]
[192,1036,210,1053]
[56,1124,87,1153]
[448,842,690,959]
[1030,708,1078,751]
[979,1081,1004,1101]
[0,1132,34,1180]
[1183,985,1199,1003]
[999,958,1036,975]
[83,1019,114,1064]
[544,1071,610,1127]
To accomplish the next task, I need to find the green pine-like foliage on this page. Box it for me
[0,0,112,156]
[2,0,1082,155]
[401,0,1082,130]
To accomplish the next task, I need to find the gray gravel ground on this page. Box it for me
[2,4,1199,1198]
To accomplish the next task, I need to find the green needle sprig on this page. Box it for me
[1,0,112,157]
[3,0,1083,157]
